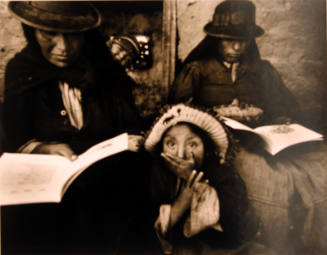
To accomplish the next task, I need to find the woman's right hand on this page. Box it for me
[175,171,204,211]
[32,142,77,160]
[170,171,204,228]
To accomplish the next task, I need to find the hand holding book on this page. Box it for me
[0,133,131,206]
[221,117,324,155]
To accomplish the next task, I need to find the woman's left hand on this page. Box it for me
[161,152,196,180]
[128,134,145,152]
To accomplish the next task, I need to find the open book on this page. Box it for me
[0,133,128,206]
[221,117,324,155]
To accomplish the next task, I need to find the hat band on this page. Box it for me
[204,22,263,38]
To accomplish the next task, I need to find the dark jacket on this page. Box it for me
[169,37,301,125]
[2,29,149,254]
[3,29,142,153]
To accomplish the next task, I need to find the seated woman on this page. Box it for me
[2,1,149,253]
[144,103,263,255]
[169,1,327,254]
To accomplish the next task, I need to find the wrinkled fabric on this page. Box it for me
[150,156,258,254]
[184,183,222,238]
[234,141,327,252]
[58,81,84,130]
[154,183,223,254]
[155,204,173,254]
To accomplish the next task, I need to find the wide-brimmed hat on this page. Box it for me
[8,1,101,33]
[204,0,264,39]
[144,104,229,163]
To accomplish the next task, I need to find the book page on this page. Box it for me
[0,133,129,205]
[61,133,129,195]
[221,117,254,132]
[254,124,324,155]
[0,154,73,205]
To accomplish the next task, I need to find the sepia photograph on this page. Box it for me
[0,0,326,254]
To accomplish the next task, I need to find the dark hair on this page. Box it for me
[21,23,40,52]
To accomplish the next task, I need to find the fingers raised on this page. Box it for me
[186,170,197,187]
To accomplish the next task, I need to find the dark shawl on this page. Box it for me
[3,28,143,153]
[169,36,302,125]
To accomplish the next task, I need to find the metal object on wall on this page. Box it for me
[107,35,152,71]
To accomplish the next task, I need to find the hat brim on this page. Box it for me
[204,23,264,39]
[144,104,229,163]
[8,2,101,33]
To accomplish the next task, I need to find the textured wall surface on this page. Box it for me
[0,1,26,102]
[177,0,326,130]
[0,1,164,118]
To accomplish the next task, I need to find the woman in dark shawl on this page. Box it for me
[2,2,150,254]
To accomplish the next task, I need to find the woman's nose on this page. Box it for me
[232,41,241,51]
[176,145,186,159]
[55,34,69,52]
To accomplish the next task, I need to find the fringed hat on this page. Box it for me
[204,0,264,39]
[8,1,101,33]
[144,104,230,164]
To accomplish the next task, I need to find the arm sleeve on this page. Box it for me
[3,90,35,152]
[183,183,223,238]
[260,61,302,124]
[154,204,174,255]
[168,62,201,104]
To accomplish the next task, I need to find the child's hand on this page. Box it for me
[170,170,204,228]
[176,170,204,211]
[161,152,196,180]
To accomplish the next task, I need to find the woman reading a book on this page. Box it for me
[144,103,268,255]
[168,1,327,254]
[2,2,150,254]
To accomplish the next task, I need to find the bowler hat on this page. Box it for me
[8,1,101,33]
[204,0,264,39]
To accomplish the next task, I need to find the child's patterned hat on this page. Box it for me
[144,104,229,163]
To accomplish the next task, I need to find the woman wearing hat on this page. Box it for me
[2,1,150,253]
[169,0,327,254]
[144,104,265,255]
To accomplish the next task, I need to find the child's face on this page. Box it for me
[162,124,205,167]
[217,38,249,63]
